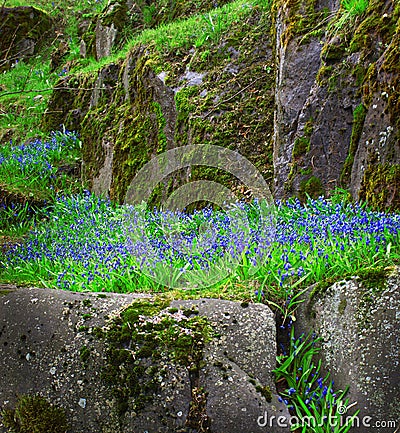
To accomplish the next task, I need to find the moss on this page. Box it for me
[271,0,328,53]
[356,267,389,292]
[349,1,399,54]
[340,103,367,186]
[255,384,272,402]
[0,289,11,296]
[359,164,400,210]
[1,394,69,433]
[99,298,212,422]
[293,117,313,160]
[299,176,324,200]
[320,42,346,63]
[79,345,91,364]
[293,136,309,158]
[82,298,92,307]
[338,298,347,315]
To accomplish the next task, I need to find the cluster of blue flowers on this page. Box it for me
[0,130,79,180]
[272,198,400,288]
[1,193,399,292]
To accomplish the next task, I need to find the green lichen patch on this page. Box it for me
[340,103,367,186]
[359,164,400,210]
[299,175,325,201]
[99,298,212,420]
[356,266,390,292]
[1,394,69,433]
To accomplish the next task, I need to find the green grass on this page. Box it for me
[0,58,60,142]
[1,194,398,313]
[2,0,107,15]
[341,0,369,16]
[76,0,273,73]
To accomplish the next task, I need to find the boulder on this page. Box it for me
[296,267,400,433]
[0,7,54,71]
[0,288,288,433]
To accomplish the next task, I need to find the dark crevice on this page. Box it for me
[273,309,291,395]
[185,368,211,433]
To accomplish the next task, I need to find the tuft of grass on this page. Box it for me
[1,394,69,433]
[274,327,359,433]
[341,0,369,16]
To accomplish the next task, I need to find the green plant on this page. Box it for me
[274,328,360,433]
[1,394,69,433]
[0,130,82,200]
[341,0,369,16]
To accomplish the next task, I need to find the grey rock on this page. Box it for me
[171,299,290,433]
[95,21,118,60]
[296,267,400,433]
[0,287,149,433]
[0,290,289,433]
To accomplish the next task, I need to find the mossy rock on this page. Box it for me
[299,175,325,200]
[359,163,400,210]
[0,7,54,71]
[1,394,69,433]
[101,298,212,419]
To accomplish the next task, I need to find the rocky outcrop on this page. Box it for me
[0,7,54,71]
[41,0,399,208]
[0,288,288,433]
[296,267,400,433]
[273,0,400,207]
[43,4,275,204]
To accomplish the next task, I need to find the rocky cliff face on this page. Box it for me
[273,0,400,208]
[0,6,54,71]
[42,0,399,208]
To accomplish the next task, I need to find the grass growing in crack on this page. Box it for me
[341,0,368,16]
[274,327,360,433]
